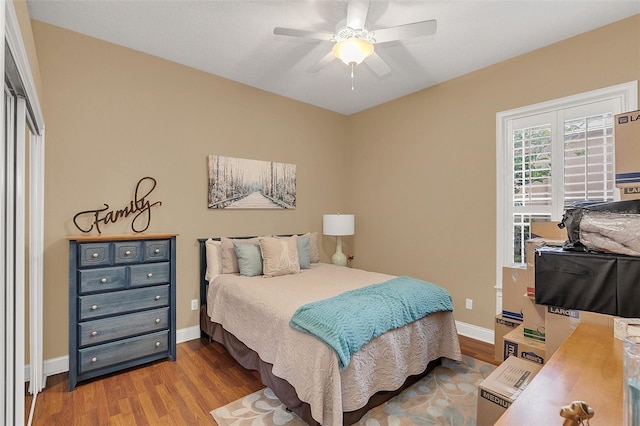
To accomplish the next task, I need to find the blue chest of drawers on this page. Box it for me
[68,233,177,391]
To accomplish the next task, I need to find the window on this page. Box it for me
[496,82,638,276]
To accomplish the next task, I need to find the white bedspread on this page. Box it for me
[207,263,461,425]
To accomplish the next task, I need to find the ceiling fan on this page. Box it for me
[273,0,437,78]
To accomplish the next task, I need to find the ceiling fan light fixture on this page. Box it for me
[332,37,374,66]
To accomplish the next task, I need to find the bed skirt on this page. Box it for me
[200,306,441,425]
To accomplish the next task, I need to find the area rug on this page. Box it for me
[210,355,495,425]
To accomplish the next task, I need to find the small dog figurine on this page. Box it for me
[559,401,595,426]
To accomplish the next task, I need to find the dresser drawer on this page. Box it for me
[78,330,169,374]
[78,307,169,347]
[78,266,127,294]
[143,240,170,262]
[130,262,170,287]
[78,242,112,267]
[79,285,169,320]
[114,241,142,264]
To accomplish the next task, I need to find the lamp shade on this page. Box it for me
[323,214,355,236]
[332,38,374,66]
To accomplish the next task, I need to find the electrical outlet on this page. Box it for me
[191,299,198,311]
[465,298,473,310]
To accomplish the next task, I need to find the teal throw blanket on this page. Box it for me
[289,276,453,368]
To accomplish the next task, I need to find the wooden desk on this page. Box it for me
[495,323,623,425]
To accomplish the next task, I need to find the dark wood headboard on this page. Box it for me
[197,238,211,308]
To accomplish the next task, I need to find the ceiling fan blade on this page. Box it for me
[365,52,391,76]
[346,0,371,29]
[273,27,334,41]
[307,51,337,73]
[373,20,437,44]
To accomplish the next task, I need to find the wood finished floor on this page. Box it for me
[26,335,497,425]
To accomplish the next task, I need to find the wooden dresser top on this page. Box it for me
[67,233,178,242]
[495,322,623,425]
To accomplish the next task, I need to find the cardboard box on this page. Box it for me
[614,110,640,190]
[545,306,580,356]
[503,325,547,364]
[501,266,529,321]
[531,221,567,241]
[476,355,542,426]
[494,314,522,362]
[620,187,640,200]
[614,317,640,340]
[522,297,546,342]
[580,310,614,328]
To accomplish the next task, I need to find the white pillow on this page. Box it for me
[204,239,222,282]
[259,235,301,277]
[221,237,260,273]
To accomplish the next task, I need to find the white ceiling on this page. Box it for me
[26,1,640,116]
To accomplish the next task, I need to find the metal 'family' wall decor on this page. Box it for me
[207,155,296,209]
[73,176,162,234]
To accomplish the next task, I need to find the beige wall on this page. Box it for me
[29,13,640,360]
[13,0,43,99]
[347,14,640,329]
[31,21,350,359]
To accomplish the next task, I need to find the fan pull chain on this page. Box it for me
[351,63,355,91]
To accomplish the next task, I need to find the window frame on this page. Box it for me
[495,82,638,294]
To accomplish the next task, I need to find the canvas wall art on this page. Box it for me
[208,155,296,209]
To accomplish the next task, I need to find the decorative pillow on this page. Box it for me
[296,234,311,269]
[221,237,259,273]
[309,231,320,263]
[276,234,311,269]
[233,242,263,277]
[204,239,222,282]
[259,235,301,277]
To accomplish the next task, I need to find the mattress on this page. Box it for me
[206,263,462,425]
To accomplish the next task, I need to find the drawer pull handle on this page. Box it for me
[91,331,98,336]
[91,357,98,363]
[155,318,161,324]
[91,304,98,310]
[155,342,161,348]
[155,295,161,301]
[92,253,99,258]
[100,278,107,283]
[125,250,131,256]
[147,273,153,278]
[154,248,160,254]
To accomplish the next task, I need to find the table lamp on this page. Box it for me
[323,214,355,266]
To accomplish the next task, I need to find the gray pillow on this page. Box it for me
[233,242,263,277]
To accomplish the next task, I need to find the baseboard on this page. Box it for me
[177,325,201,343]
[26,322,494,382]
[456,320,494,344]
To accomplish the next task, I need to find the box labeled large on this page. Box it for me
[545,306,579,356]
[494,314,522,362]
[614,110,640,190]
[503,324,546,364]
[476,355,542,426]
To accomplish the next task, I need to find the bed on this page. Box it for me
[198,235,462,425]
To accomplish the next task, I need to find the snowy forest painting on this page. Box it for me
[208,155,296,209]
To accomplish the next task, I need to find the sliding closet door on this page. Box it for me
[2,79,26,426]
[0,80,25,424]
